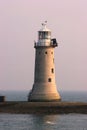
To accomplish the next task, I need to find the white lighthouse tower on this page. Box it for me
[28,22,61,101]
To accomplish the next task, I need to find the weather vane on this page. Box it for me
[42,21,47,28]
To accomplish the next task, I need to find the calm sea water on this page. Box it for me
[0,114,87,130]
[0,91,87,130]
[0,90,87,102]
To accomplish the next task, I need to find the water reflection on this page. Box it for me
[30,114,59,130]
[0,114,87,130]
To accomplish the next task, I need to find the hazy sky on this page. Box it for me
[0,0,87,91]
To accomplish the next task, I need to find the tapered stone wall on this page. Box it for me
[28,46,61,101]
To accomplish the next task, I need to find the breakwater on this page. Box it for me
[0,101,87,114]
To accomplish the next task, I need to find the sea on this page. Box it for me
[0,90,87,130]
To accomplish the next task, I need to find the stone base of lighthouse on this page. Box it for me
[28,83,61,101]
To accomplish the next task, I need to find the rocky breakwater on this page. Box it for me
[0,101,87,114]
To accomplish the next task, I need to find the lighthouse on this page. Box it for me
[28,22,61,101]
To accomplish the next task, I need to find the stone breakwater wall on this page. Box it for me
[0,101,87,114]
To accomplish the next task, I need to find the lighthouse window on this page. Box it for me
[39,31,51,39]
[43,32,45,39]
[39,32,43,39]
[51,68,54,73]
[48,78,51,82]
[43,32,48,39]
[45,32,48,39]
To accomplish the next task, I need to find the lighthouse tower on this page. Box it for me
[28,22,61,101]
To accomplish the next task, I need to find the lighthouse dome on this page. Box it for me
[39,25,51,32]
[39,22,51,32]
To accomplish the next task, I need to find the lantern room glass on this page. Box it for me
[39,31,51,39]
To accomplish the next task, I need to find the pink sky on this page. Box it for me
[0,0,87,91]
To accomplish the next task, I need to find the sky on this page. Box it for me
[0,0,87,91]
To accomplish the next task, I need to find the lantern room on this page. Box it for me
[38,23,51,40]
[36,22,51,46]
[34,22,58,47]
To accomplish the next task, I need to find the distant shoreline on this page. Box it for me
[0,101,87,114]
